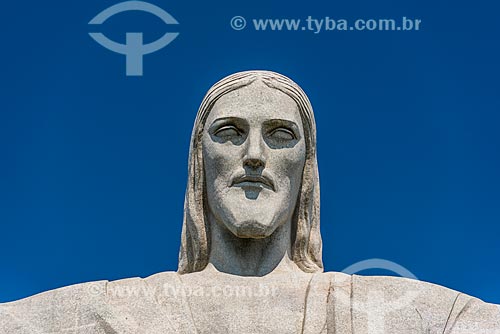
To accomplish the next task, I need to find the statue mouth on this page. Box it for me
[231,174,275,191]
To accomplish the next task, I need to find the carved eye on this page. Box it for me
[214,125,241,138]
[268,128,295,141]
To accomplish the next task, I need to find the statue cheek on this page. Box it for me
[276,148,306,172]
[204,144,237,169]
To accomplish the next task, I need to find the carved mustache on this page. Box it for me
[231,174,275,191]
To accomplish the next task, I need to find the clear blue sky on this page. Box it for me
[0,0,499,304]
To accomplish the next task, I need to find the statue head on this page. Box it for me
[178,70,322,274]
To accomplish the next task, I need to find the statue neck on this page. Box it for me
[207,213,297,276]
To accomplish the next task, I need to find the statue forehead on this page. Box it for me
[205,80,301,125]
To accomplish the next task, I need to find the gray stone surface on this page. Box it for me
[1,70,499,333]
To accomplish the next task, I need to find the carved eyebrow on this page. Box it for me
[263,119,301,138]
[208,117,301,138]
[208,117,247,134]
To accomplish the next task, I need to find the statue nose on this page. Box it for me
[243,131,266,169]
[244,157,265,169]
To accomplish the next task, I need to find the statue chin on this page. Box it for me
[214,200,289,240]
[226,219,275,239]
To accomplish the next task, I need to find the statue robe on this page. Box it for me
[1,271,499,333]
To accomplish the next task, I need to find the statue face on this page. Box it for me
[202,81,306,239]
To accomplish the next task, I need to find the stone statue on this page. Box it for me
[1,70,499,333]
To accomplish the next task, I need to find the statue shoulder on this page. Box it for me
[0,271,185,334]
[322,271,500,333]
[0,279,109,333]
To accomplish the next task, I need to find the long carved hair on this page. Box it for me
[177,70,323,274]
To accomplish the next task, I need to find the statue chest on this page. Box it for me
[180,276,314,333]
[187,287,306,333]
